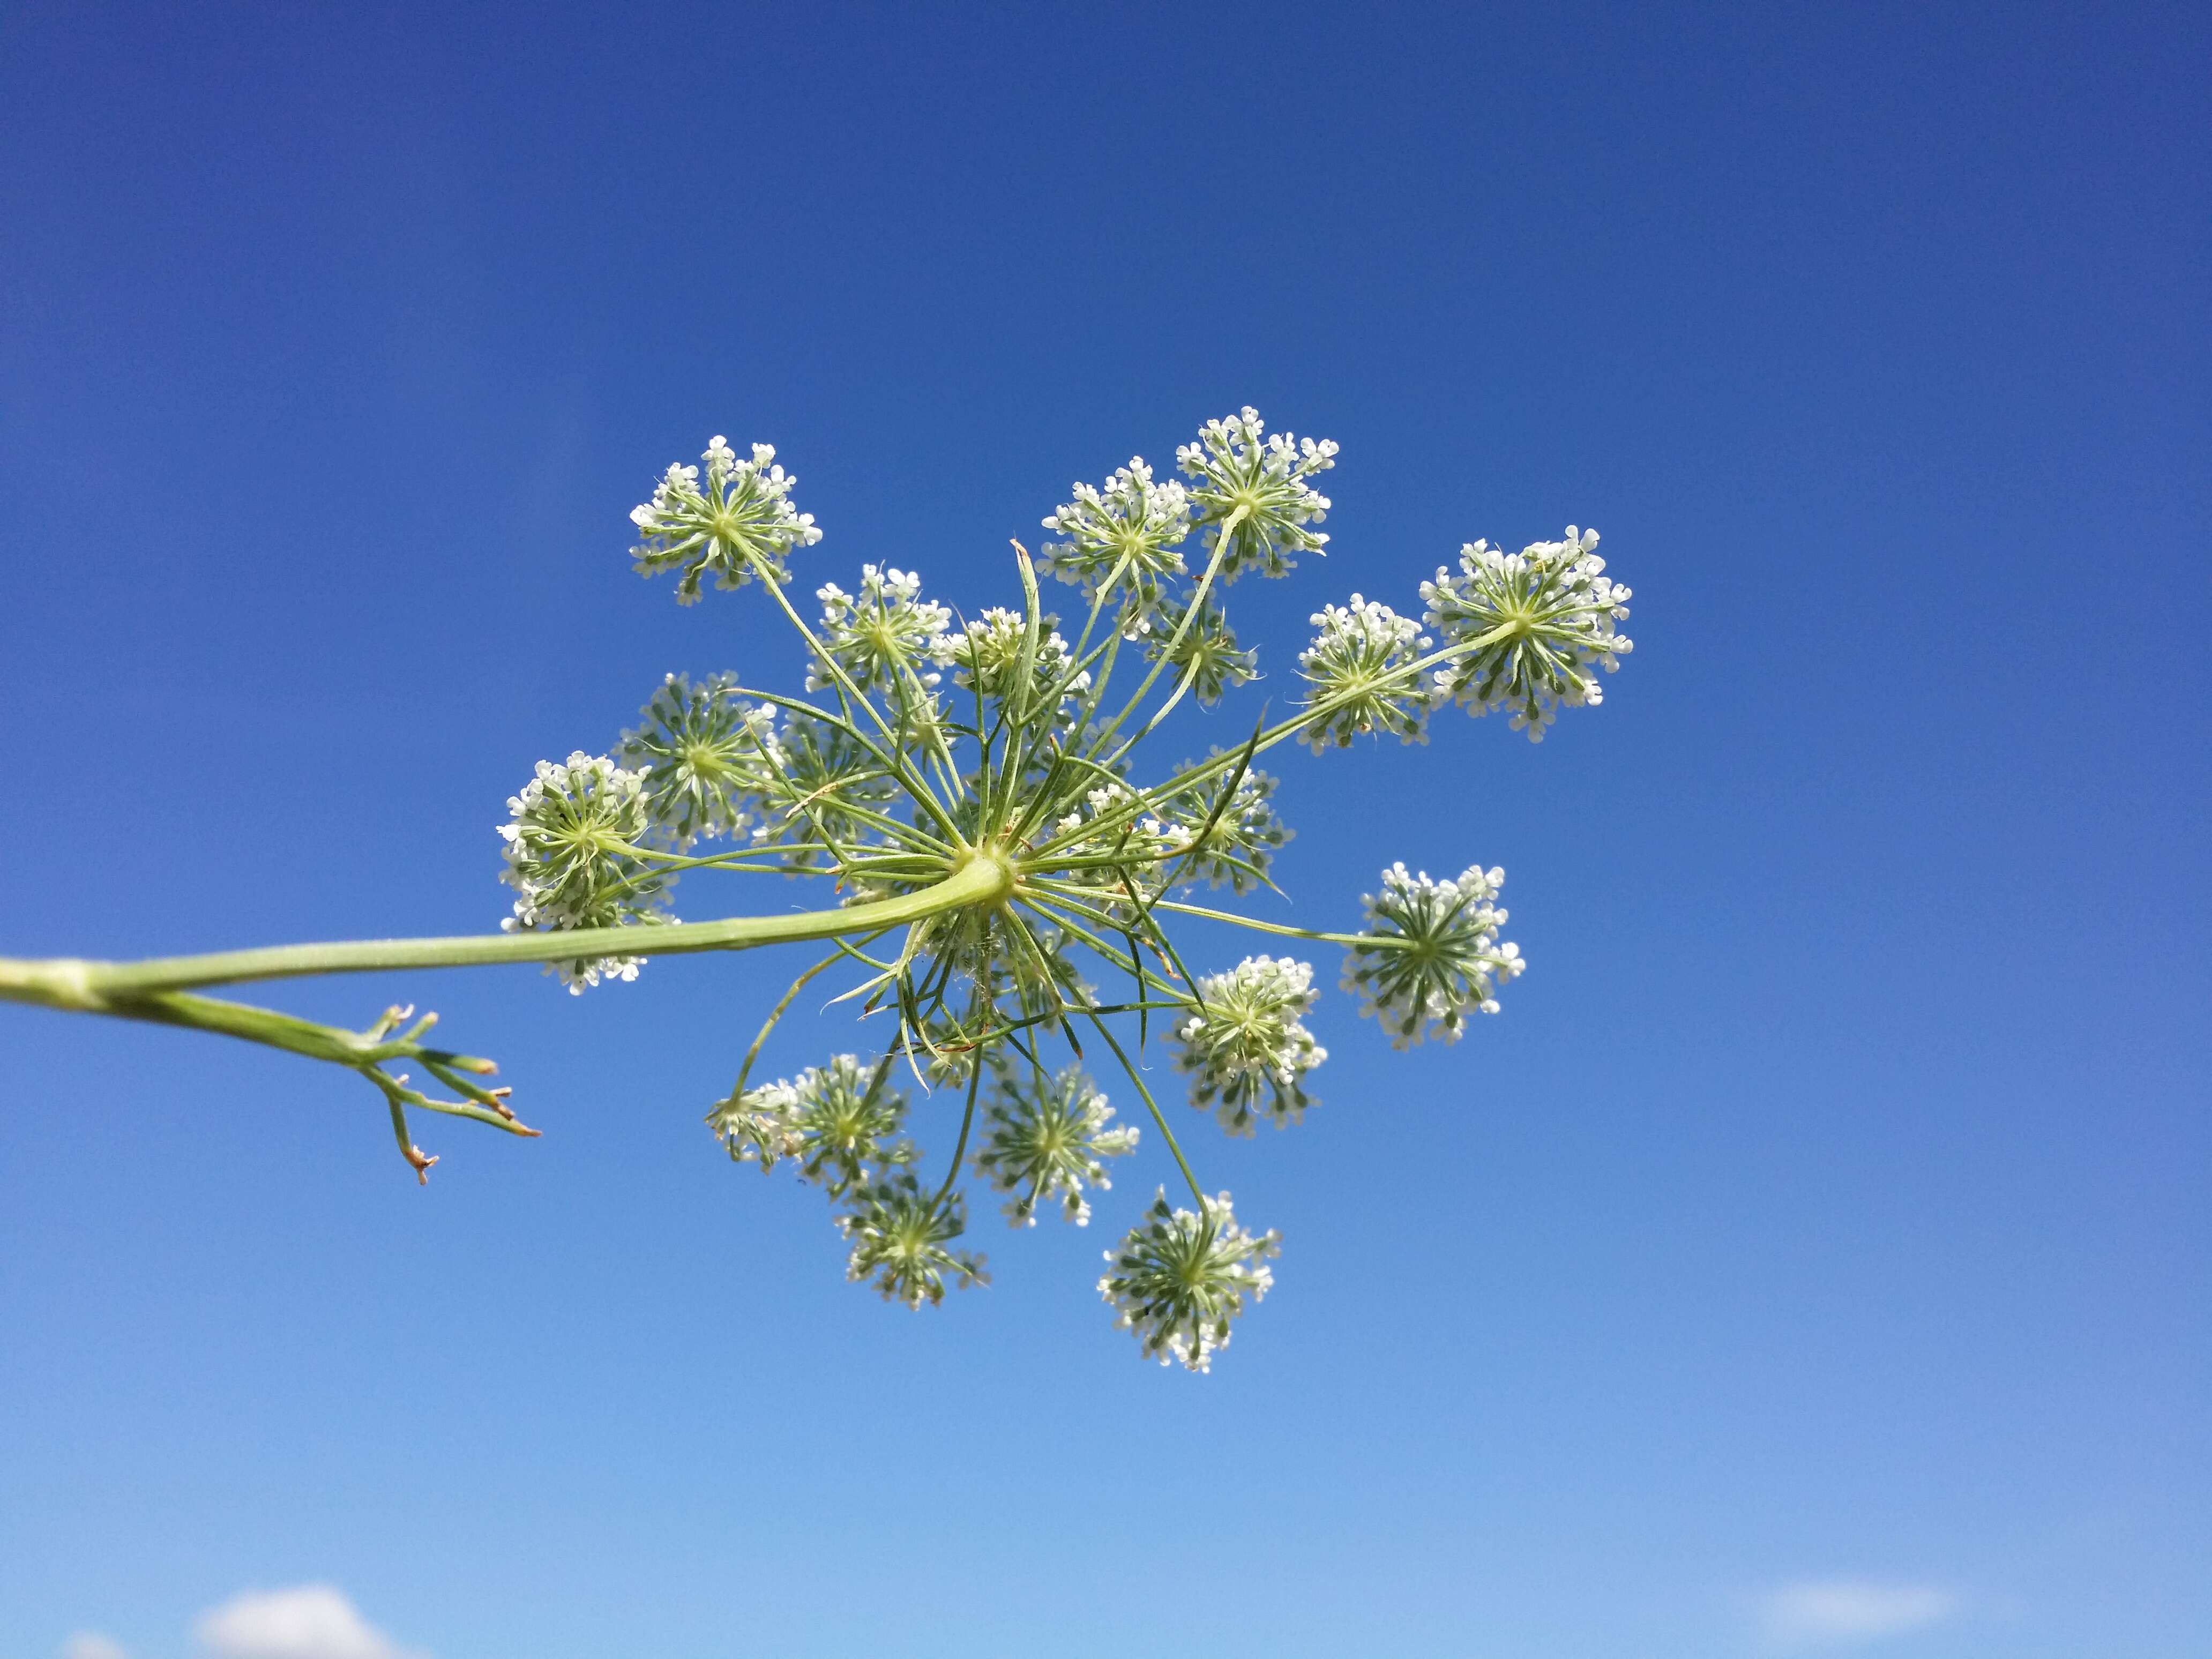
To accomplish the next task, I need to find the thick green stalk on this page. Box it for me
[0,855,1014,1007]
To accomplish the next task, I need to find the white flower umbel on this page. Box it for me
[931,608,1092,712]
[630,436,822,603]
[708,1076,803,1172]
[783,1054,913,1194]
[11,401,1646,1370]
[1343,862,1524,1047]
[754,716,898,870]
[1172,955,1327,1135]
[1160,754,1291,894]
[811,564,951,696]
[838,1173,988,1308]
[497,751,672,992]
[974,1063,1140,1227]
[619,673,778,847]
[1145,595,1257,707]
[1098,1188,1279,1372]
[1421,528,1632,741]
[1176,407,1337,582]
[1041,458,1191,637]
[1297,595,1433,752]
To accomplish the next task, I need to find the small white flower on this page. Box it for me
[1421,528,1631,741]
[618,672,778,847]
[1098,1188,1279,1371]
[1297,595,1433,752]
[1041,458,1191,636]
[838,1172,989,1307]
[1342,862,1524,1047]
[1172,955,1327,1135]
[1176,407,1337,581]
[974,1063,1139,1227]
[630,435,821,602]
[811,564,951,696]
[496,751,672,992]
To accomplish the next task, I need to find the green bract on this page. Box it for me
[0,405,1635,1372]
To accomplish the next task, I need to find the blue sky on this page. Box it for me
[1,4,2206,1656]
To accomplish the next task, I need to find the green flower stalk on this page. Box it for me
[0,404,1636,1372]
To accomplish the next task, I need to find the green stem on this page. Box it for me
[932,1059,985,1209]
[1148,899,1395,949]
[0,857,1013,1005]
[718,943,858,1109]
[1086,1011,1205,1207]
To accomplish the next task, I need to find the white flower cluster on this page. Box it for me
[1041,458,1191,636]
[838,1174,988,1308]
[1177,407,1338,581]
[579,412,1643,1366]
[973,1064,1140,1227]
[1172,955,1327,1135]
[1421,528,1632,741]
[708,1053,914,1195]
[618,673,778,848]
[931,608,1092,712]
[1146,595,1257,707]
[811,564,951,696]
[1159,756,1291,894]
[1342,862,1524,1048]
[1099,1188,1279,1372]
[1045,777,1178,867]
[630,436,822,603]
[497,751,672,992]
[1297,595,1434,752]
[752,716,898,869]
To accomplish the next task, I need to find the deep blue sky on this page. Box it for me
[2,4,2207,1657]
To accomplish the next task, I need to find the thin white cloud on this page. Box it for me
[194,1586,424,1659]
[62,1636,131,1659]
[1760,1580,1960,1647]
